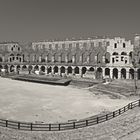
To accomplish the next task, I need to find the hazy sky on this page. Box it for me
[0,0,140,42]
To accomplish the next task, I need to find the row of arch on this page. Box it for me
[23,52,111,64]
[1,64,140,80]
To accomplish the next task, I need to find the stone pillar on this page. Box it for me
[65,55,68,63]
[79,68,82,77]
[52,56,54,63]
[118,70,121,79]
[38,65,41,72]
[58,56,61,62]
[126,70,129,79]
[80,55,82,63]
[45,56,48,63]
[110,68,113,79]
[102,56,105,63]
[58,67,61,76]
[8,65,10,73]
[135,68,138,80]
[95,55,97,63]
[72,55,75,63]
[102,68,105,78]
[45,66,48,75]
[72,67,75,76]
[39,56,41,62]
[65,67,67,75]
[51,66,54,75]
[87,55,89,63]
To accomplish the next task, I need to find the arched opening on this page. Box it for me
[112,52,118,55]
[41,58,45,63]
[0,65,2,72]
[68,66,72,74]
[105,52,110,63]
[97,53,102,63]
[28,65,33,71]
[129,69,134,79]
[10,65,14,72]
[4,65,8,71]
[61,53,65,63]
[48,67,52,74]
[113,68,118,79]
[54,53,59,62]
[137,69,140,80]
[67,53,72,63]
[89,67,94,72]
[105,68,110,76]
[96,67,102,79]
[138,52,140,64]
[22,65,27,71]
[82,52,88,63]
[16,65,20,74]
[121,68,126,79]
[17,65,20,69]
[60,66,65,73]
[82,67,87,74]
[121,52,127,55]
[48,54,52,62]
[74,67,79,74]
[129,52,133,59]
[40,66,45,72]
[0,57,2,62]
[34,65,39,71]
[89,52,95,63]
[75,53,80,63]
[54,66,58,73]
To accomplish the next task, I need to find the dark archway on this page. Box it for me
[121,52,127,55]
[0,65,2,72]
[137,69,140,80]
[54,53,59,62]
[60,66,65,73]
[68,66,72,74]
[74,67,79,74]
[4,65,8,71]
[17,65,20,70]
[82,67,87,74]
[0,57,2,62]
[105,52,110,63]
[113,68,118,79]
[16,65,20,74]
[10,65,14,72]
[22,65,27,70]
[129,69,134,79]
[40,66,45,72]
[89,67,94,72]
[105,68,110,76]
[112,52,119,55]
[121,68,126,79]
[48,67,52,74]
[96,67,103,79]
[34,65,39,71]
[67,53,72,63]
[54,66,58,73]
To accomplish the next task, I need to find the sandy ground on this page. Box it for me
[0,77,131,123]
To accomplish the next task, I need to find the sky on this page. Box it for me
[0,0,140,42]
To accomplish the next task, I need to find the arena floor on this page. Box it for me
[0,77,131,123]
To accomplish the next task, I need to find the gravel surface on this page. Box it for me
[0,107,139,139]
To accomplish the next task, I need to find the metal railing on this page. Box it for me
[0,99,139,131]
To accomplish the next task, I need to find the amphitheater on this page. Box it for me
[0,35,140,139]
[0,34,140,79]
